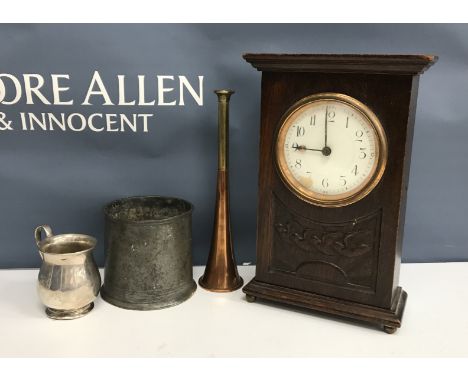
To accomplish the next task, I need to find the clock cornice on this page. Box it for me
[243,53,438,75]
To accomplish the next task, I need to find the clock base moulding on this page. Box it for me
[243,280,406,334]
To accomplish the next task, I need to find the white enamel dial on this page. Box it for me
[276,93,387,207]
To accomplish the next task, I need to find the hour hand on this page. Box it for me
[292,142,304,151]
[292,143,322,152]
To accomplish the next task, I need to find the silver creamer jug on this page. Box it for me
[35,225,101,319]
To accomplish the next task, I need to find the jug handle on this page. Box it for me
[35,225,53,248]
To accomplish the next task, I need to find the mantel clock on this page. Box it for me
[242,54,437,333]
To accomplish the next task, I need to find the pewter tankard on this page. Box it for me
[101,196,196,310]
[35,225,101,319]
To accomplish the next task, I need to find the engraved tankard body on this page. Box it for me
[35,225,101,319]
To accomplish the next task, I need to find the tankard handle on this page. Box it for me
[35,225,53,247]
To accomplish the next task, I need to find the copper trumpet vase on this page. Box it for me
[199,89,243,292]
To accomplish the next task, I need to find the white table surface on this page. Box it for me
[0,264,467,357]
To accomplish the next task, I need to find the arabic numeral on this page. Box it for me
[310,115,316,126]
[359,147,367,159]
[355,130,364,142]
[296,125,305,137]
[322,178,329,188]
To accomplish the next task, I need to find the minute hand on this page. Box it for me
[324,106,328,148]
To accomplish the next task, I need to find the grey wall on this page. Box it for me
[0,24,466,268]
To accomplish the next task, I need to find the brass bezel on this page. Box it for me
[275,93,388,208]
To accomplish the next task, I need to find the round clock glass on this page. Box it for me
[276,93,387,207]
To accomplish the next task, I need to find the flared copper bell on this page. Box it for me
[199,89,243,292]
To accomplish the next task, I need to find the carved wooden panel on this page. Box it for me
[270,194,382,291]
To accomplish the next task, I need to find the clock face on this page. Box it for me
[276,93,387,207]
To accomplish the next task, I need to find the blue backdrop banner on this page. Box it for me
[0,24,465,267]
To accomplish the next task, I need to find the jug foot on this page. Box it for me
[45,302,94,320]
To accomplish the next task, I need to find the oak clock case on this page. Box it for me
[242,54,437,333]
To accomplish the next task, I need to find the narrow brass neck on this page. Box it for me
[214,89,234,171]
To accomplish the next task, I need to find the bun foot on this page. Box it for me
[383,325,397,334]
[246,294,256,303]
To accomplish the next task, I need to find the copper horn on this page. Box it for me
[199,89,243,292]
